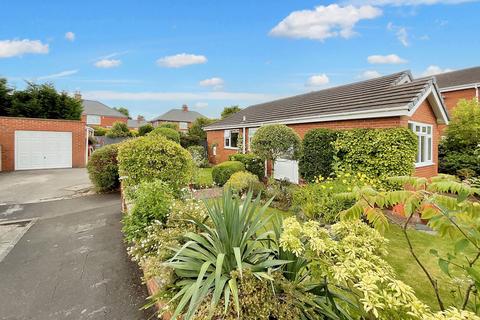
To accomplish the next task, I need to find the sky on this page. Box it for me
[1,0,479,120]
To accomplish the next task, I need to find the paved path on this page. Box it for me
[0,194,153,320]
[0,168,92,205]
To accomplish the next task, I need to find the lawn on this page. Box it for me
[192,167,214,188]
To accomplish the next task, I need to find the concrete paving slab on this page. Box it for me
[0,168,92,205]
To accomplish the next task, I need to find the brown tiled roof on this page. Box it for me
[433,66,480,89]
[206,71,437,130]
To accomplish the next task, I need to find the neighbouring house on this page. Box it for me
[149,104,205,132]
[431,66,480,134]
[76,93,128,128]
[205,71,449,182]
[127,115,148,130]
[0,116,87,172]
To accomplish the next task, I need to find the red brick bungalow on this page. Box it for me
[205,71,450,181]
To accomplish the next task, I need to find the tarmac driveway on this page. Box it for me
[0,168,92,205]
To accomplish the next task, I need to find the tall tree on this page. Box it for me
[114,107,130,118]
[9,82,82,120]
[0,78,12,116]
[187,117,215,140]
[221,105,241,119]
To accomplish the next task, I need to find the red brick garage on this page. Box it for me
[0,117,87,172]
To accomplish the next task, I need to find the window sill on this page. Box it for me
[415,162,434,168]
[224,147,239,150]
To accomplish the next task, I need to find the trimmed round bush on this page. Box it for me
[212,161,245,186]
[138,123,154,136]
[87,144,120,192]
[229,153,265,180]
[148,127,180,143]
[118,135,194,192]
[225,171,261,194]
[122,179,174,242]
[299,128,337,182]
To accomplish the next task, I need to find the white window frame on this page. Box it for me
[179,122,188,130]
[86,115,101,125]
[224,129,239,149]
[408,121,434,167]
[248,127,259,151]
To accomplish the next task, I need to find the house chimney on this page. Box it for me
[137,115,145,121]
[74,91,82,100]
[182,104,189,112]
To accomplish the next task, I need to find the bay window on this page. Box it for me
[408,121,433,167]
[224,129,239,148]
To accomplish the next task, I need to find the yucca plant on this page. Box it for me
[165,189,289,319]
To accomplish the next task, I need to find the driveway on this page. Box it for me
[0,170,153,319]
[0,168,92,205]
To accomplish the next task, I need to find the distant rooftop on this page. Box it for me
[127,118,148,128]
[150,105,205,123]
[81,100,127,118]
[433,66,480,89]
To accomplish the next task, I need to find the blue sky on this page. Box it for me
[1,0,479,119]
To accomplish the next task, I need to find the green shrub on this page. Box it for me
[158,122,178,130]
[87,144,120,192]
[122,180,174,242]
[334,128,417,181]
[138,123,154,136]
[224,171,262,195]
[439,149,480,177]
[229,153,265,179]
[264,178,297,211]
[117,135,194,192]
[299,128,337,182]
[106,122,132,138]
[148,127,180,143]
[251,124,302,164]
[180,134,201,148]
[187,145,208,167]
[92,126,107,136]
[212,161,245,185]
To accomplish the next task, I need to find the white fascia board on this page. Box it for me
[204,107,409,131]
[407,84,449,125]
[439,83,480,93]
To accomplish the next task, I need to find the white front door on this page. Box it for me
[274,158,299,184]
[15,131,72,170]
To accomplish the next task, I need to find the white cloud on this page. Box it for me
[0,39,49,58]
[37,69,78,80]
[269,4,382,41]
[65,32,75,42]
[94,59,122,68]
[346,0,477,6]
[82,90,276,102]
[359,70,382,79]
[195,102,209,109]
[420,65,453,77]
[199,77,224,90]
[368,54,407,64]
[387,22,409,46]
[157,53,207,68]
[306,74,330,87]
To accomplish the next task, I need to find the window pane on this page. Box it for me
[225,138,230,147]
[427,126,431,134]
[422,126,427,133]
[416,126,420,132]
[420,136,426,162]
[179,122,188,130]
[417,137,421,163]
[231,133,238,148]
[408,123,413,130]
[428,137,432,161]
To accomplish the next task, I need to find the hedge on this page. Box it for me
[299,128,337,181]
[106,122,131,138]
[138,123,154,136]
[148,127,180,143]
[334,128,417,180]
[117,135,194,192]
[87,144,120,192]
[212,161,245,186]
[224,171,262,195]
[229,153,265,179]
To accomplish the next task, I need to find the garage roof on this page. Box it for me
[205,71,448,130]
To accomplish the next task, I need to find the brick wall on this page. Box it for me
[81,115,128,128]
[0,117,86,171]
[438,88,477,135]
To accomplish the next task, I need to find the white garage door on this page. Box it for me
[15,131,72,170]
[274,158,299,184]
